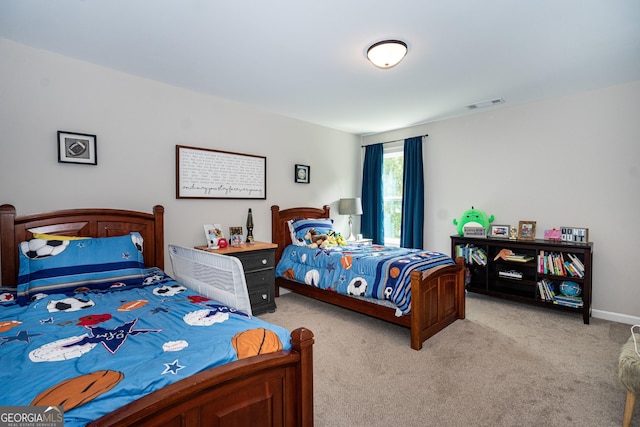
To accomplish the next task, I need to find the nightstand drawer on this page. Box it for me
[247,281,273,312]
[234,250,275,271]
[244,259,275,315]
[245,269,274,288]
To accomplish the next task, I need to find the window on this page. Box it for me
[382,144,404,246]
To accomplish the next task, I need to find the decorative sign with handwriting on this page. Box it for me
[176,145,266,199]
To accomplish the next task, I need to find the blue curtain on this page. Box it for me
[400,136,424,248]
[361,143,384,244]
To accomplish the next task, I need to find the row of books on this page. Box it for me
[455,244,488,266]
[537,251,585,278]
[537,279,584,308]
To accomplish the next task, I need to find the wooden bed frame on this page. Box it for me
[271,205,465,351]
[0,204,314,427]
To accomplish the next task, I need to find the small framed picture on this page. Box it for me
[229,226,243,247]
[517,221,537,240]
[203,224,223,249]
[58,131,97,165]
[295,164,310,183]
[490,224,510,238]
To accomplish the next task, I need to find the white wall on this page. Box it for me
[0,39,361,275]
[363,80,640,324]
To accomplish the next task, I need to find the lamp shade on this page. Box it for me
[338,198,363,215]
[366,40,407,69]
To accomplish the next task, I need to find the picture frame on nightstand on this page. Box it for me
[204,224,223,249]
[229,226,244,246]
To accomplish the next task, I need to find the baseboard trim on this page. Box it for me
[592,309,640,325]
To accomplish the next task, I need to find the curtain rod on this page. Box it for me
[361,134,428,147]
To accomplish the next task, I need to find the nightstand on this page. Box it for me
[195,241,278,315]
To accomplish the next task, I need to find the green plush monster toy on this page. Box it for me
[453,206,495,236]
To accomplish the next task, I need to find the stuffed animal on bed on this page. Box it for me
[304,228,329,249]
[327,230,347,247]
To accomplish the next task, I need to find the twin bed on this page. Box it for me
[271,205,465,351]
[0,204,313,427]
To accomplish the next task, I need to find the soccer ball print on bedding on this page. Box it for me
[21,239,70,259]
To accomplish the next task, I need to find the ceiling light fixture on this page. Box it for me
[366,40,408,69]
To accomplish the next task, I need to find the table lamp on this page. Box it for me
[338,198,363,241]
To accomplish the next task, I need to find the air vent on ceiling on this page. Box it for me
[466,98,505,109]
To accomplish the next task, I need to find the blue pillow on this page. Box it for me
[287,218,335,246]
[17,233,146,303]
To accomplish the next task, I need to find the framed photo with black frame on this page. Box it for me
[176,145,266,199]
[295,164,310,183]
[57,131,97,165]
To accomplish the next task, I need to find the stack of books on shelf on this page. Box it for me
[537,279,584,307]
[455,244,487,266]
[553,294,584,308]
[505,254,534,263]
[537,251,585,277]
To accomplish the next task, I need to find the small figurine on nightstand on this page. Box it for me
[509,226,518,240]
[246,208,255,244]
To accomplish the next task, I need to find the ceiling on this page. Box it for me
[1,1,639,135]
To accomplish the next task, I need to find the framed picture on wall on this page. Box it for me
[295,164,310,183]
[57,131,97,165]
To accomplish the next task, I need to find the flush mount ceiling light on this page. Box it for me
[366,40,408,69]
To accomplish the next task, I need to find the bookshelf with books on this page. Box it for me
[451,235,593,324]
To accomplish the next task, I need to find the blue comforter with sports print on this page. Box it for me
[275,244,455,316]
[0,268,291,426]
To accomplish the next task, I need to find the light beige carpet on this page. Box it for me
[259,292,636,427]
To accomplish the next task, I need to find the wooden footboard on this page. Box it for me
[409,257,465,350]
[89,327,314,427]
[271,204,465,351]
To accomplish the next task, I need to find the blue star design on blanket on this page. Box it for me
[64,319,162,354]
[162,359,185,375]
[325,261,336,274]
[0,330,42,345]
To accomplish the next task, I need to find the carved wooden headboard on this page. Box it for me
[270,205,331,263]
[0,205,164,288]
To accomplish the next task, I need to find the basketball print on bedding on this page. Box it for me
[232,328,283,359]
